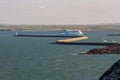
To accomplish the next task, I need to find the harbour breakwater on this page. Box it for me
[13,34,84,38]
[57,42,120,54]
[107,34,120,36]
[56,36,88,42]
[56,42,120,46]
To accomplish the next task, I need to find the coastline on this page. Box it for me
[0,24,120,31]
[1,29,120,32]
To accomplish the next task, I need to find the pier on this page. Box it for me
[107,34,120,36]
[56,36,88,42]
[56,42,120,46]
[13,34,85,38]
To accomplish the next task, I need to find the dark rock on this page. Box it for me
[99,60,120,80]
[86,46,120,54]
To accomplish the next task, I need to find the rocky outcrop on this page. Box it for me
[99,60,120,80]
[86,46,120,54]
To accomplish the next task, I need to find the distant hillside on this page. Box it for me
[98,23,120,26]
[0,24,120,31]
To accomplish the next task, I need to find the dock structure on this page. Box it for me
[56,42,120,46]
[13,34,84,38]
[56,36,88,43]
[107,34,120,36]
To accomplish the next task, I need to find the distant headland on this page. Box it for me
[0,24,120,31]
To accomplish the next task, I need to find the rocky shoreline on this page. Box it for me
[86,46,120,54]
[99,60,120,80]
[85,46,120,79]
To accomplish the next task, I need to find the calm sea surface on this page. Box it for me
[0,31,120,80]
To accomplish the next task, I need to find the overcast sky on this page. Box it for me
[0,0,120,24]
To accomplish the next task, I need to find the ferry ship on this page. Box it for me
[58,30,84,37]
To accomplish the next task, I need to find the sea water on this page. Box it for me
[0,31,120,80]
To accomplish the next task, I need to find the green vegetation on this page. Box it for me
[0,24,120,31]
